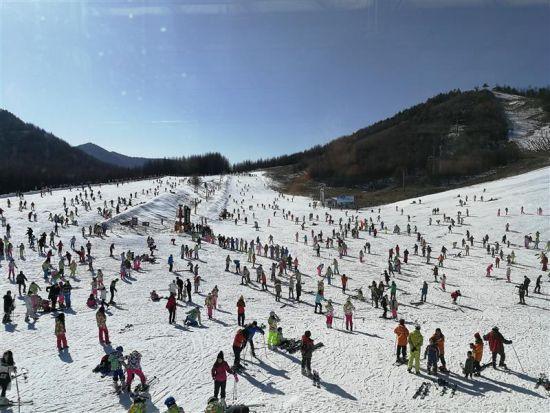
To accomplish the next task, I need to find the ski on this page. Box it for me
[0,400,34,407]
[412,382,426,399]
[420,382,431,399]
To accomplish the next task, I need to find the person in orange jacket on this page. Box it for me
[470,332,484,376]
[430,328,447,372]
[394,319,409,363]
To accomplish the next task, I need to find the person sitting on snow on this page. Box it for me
[150,290,161,302]
[86,294,97,308]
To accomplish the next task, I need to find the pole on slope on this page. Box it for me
[14,369,21,412]
[510,342,525,373]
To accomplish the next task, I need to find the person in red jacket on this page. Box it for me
[211,351,236,404]
[166,293,176,324]
[236,296,246,326]
[483,326,512,368]
[232,329,246,368]
[301,330,314,375]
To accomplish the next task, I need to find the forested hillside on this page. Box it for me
[235,89,520,187]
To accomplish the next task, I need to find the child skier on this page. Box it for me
[463,351,475,379]
[424,338,440,375]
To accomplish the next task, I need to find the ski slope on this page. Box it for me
[0,168,549,413]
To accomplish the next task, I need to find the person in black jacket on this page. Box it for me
[46,284,60,311]
[109,279,118,304]
[2,291,14,324]
[16,271,28,296]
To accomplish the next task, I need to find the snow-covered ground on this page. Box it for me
[493,91,550,150]
[1,167,549,412]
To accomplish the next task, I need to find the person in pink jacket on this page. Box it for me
[211,351,237,403]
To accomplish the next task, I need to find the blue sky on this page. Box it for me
[1,0,548,162]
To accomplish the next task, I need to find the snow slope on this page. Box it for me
[493,91,550,150]
[0,168,549,412]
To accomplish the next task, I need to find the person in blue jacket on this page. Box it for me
[242,321,265,357]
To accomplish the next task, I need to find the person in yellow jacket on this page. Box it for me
[407,325,423,374]
[128,396,146,413]
[267,311,280,348]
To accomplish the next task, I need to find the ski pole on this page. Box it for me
[510,342,525,373]
[14,368,21,406]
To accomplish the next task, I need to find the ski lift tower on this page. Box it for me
[319,184,326,207]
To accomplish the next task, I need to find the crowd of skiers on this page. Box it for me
[0,175,548,412]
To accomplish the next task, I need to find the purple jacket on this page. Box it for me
[211,361,233,382]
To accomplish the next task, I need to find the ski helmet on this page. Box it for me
[164,396,176,407]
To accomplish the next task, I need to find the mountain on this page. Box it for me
[0,110,136,194]
[76,142,153,168]
[234,89,529,188]
[0,110,230,195]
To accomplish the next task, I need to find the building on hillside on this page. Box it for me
[327,195,355,208]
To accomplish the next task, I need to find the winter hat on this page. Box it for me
[492,326,499,332]
[305,330,311,338]
[116,346,124,353]
[217,351,224,361]
[415,325,421,330]
[399,319,405,325]
[164,397,176,407]
[474,333,481,339]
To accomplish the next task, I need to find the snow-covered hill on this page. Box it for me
[493,91,550,150]
[0,168,549,412]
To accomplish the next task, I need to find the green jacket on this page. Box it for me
[408,330,423,352]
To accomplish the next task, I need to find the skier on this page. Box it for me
[463,351,475,379]
[325,299,334,328]
[407,325,423,374]
[96,306,111,344]
[232,329,246,368]
[185,278,192,303]
[267,311,280,348]
[424,338,440,375]
[237,296,246,326]
[394,319,409,363]
[430,328,448,372]
[211,351,237,407]
[0,351,16,405]
[243,321,264,357]
[166,293,177,324]
[15,271,27,296]
[109,346,126,393]
[184,307,201,326]
[2,291,14,324]
[125,350,147,391]
[451,290,461,304]
[534,275,542,294]
[343,298,355,331]
[168,254,174,272]
[314,291,325,314]
[523,276,531,296]
[205,293,214,320]
[301,330,314,376]
[483,326,512,368]
[470,333,484,376]
[164,396,185,412]
[420,281,428,302]
[55,313,68,351]
[109,279,118,304]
